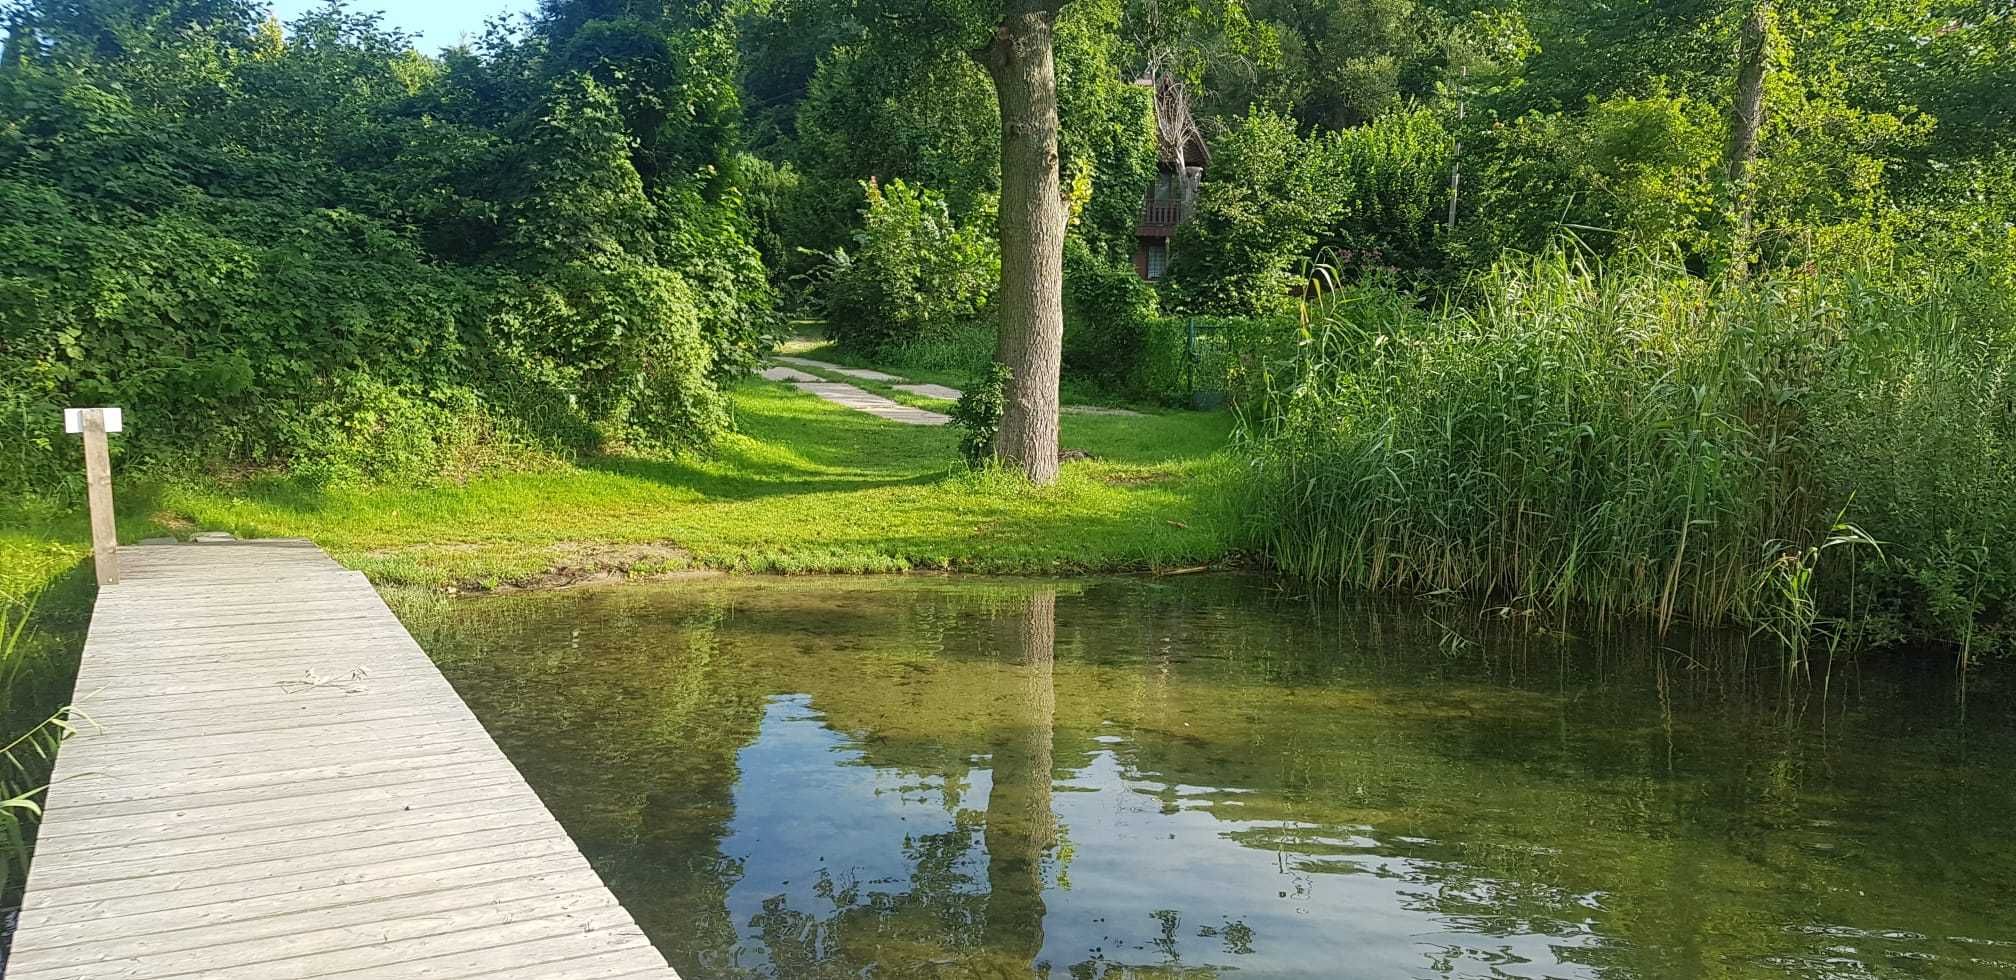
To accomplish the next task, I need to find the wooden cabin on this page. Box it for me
[1133,74,1209,281]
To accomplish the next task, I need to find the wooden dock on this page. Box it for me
[8,540,679,980]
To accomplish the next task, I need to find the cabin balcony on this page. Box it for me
[1137,199,1183,236]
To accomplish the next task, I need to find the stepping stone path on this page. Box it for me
[756,355,1145,425]
[774,356,906,382]
[794,382,951,425]
[1063,405,1146,416]
[891,383,964,401]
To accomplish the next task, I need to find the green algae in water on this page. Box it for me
[391,575,2016,979]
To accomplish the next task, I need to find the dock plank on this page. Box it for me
[8,541,679,979]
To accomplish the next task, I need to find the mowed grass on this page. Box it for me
[3,380,1240,596]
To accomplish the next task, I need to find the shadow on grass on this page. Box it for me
[584,455,950,501]
[730,383,959,469]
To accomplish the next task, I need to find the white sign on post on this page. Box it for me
[64,407,124,434]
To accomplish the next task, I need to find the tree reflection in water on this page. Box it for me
[402,575,2016,980]
[981,589,1057,973]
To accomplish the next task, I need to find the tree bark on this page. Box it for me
[1726,1,1771,256]
[979,4,1067,485]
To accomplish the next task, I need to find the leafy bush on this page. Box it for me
[1164,111,1333,316]
[1316,110,1457,278]
[483,259,726,453]
[1166,109,1455,314]
[1456,86,1925,274]
[271,378,491,487]
[817,178,998,355]
[1455,92,1723,265]
[1061,239,1160,391]
[0,5,768,494]
[951,363,1013,468]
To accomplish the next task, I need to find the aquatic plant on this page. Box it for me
[1753,518,1881,673]
[1246,250,2016,655]
[0,594,77,901]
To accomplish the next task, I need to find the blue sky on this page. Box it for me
[269,1,540,53]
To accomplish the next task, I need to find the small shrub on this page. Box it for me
[951,363,1012,468]
[274,376,481,487]
[817,178,998,355]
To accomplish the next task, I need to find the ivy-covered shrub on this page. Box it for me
[1054,0,1157,263]
[817,178,998,355]
[482,260,725,453]
[0,4,769,494]
[655,182,778,382]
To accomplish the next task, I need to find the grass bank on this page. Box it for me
[3,379,1240,599]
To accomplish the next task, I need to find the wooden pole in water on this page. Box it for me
[69,407,120,586]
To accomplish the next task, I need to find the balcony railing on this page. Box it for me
[1139,200,1183,230]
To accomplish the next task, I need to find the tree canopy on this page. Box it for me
[1,0,2009,490]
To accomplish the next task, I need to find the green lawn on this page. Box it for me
[3,379,1243,600]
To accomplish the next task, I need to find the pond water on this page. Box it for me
[392,575,2016,979]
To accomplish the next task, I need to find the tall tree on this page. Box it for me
[975,0,1069,483]
[1725,0,1772,255]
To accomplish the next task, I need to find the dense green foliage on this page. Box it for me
[814,178,996,355]
[1167,109,1452,313]
[1059,240,1159,391]
[0,0,774,492]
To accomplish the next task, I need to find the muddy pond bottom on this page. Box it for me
[393,575,2016,979]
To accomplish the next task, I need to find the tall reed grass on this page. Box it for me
[1246,251,2015,658]
[0,593,76,903]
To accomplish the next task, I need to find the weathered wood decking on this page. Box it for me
[8,541,678,980]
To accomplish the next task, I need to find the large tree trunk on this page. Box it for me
[979,4,1067,485]
[1726,0,1771,261]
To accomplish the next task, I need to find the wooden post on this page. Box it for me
[71,408,120,586]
